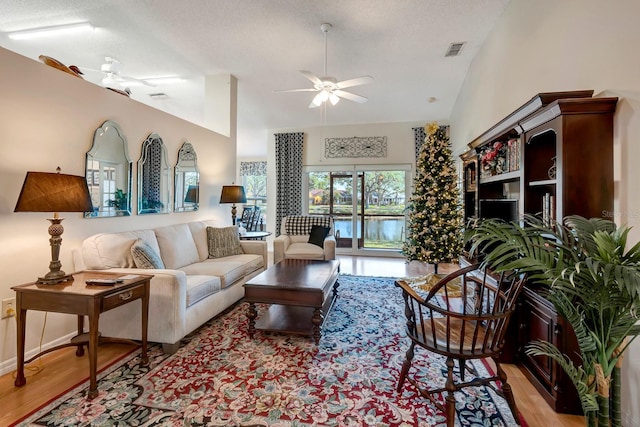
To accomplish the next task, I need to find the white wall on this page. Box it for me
[0,47,236,371]
[449,0,640,425]
[266,121,428,236]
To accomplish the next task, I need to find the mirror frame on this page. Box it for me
[137,133,171,215]
[174,142,200,212]
[84,120,132,218]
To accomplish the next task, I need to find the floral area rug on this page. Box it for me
[15,275,525,426]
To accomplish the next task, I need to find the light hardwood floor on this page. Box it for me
[0,255,585,426]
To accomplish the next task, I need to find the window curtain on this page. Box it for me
[412,126,426,160]
[240,161,267,176]
[275,132,304,236]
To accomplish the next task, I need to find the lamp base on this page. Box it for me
[36,272,74,285]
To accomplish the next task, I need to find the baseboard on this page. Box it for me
[0,331,77,377]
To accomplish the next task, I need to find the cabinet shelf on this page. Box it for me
[528,179,557,186]
[478,170,520,184]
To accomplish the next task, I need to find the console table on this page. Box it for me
[12,271,152,399]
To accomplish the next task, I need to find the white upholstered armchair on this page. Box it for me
[273,216,336,264]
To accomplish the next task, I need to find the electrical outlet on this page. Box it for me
[2,297,16,319]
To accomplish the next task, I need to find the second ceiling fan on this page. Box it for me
[275,23,373,108]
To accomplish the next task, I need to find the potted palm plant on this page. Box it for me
[466,214,640,427]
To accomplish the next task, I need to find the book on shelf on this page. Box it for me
[542,192,556,226]
[507,138,521,172]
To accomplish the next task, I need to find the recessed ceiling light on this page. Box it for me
[7,22,95,40]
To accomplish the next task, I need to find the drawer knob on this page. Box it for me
[119,291,133,301]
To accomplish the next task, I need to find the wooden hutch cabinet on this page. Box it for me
[461,90,618,414]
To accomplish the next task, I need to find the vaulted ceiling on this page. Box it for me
[0,0,510,156]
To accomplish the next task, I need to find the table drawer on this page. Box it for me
[102,285,145,311]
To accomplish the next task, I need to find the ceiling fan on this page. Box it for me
[275,23,373,108]
[79,57,156,88]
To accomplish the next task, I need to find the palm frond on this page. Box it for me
[526,340,599,413]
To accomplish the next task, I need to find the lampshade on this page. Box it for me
[14,171,93,213]
[184,185,199,203]
[220,185,247,204]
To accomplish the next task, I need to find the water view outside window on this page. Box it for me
[308,170,407,250]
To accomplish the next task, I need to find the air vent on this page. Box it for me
[149,92,168,100]
[445,42,466,57]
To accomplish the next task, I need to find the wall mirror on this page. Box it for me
[84,120,132,217]
[174,142,200,212]
[137,133,171,214]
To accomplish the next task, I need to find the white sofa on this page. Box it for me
[273,216,336,264]
[73,220,267,353]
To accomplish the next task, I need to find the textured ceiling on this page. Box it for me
[0,0,510,156]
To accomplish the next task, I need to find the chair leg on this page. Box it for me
[397,342,415,392]
[492,356,520,425]
[458,358,466,382]
[445,356,457,427]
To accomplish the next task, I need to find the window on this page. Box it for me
[240,161,267,229]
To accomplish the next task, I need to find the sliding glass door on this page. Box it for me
[306,165,410,256]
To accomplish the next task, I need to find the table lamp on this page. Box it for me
[219,185,246,225]
[184,185,199,209]
[14,167,93,284]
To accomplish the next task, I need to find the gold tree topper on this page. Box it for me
[425,122,439,136]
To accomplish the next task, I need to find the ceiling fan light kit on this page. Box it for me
[276,23,373,108]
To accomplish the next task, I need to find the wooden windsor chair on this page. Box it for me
[395,263,526,426]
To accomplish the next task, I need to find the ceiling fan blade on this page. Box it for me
[78,66,103,73]
[274,88,319,93]
[300,70,323,86]
[119,75,156,87]
[335,75,374,89]
[334,90,368,103]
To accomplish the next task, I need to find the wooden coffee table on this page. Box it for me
[243,259,340,344]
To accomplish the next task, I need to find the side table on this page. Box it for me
[12,271,152,399]
[240,231,272,240]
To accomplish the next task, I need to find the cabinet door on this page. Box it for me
[520,287,582,414]
[520,288,557,391]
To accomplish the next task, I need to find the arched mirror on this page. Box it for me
[174,142,200,212]
[137,133,171,214]
[84,120,132,217]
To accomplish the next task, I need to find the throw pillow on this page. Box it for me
[207,226,243,258]
[308,225,331,248]
[131,240,165,269]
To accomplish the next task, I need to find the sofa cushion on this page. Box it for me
[185,275,221,307]
[180,260,245,288]
[155,223,200,269]
[285,242,325,259]
[82,229,160,269]
[206,226,243,258]
[285,216,332,235]
[209,253,264,275]
[188,220,220,261]
[308,225,331,248]
[131,240,165,269]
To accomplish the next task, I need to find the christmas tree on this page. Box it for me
[403,122,464,272]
